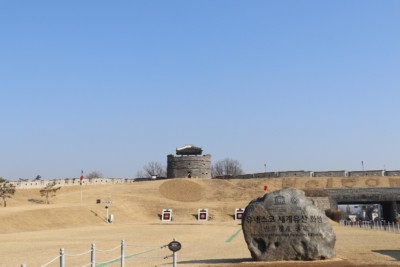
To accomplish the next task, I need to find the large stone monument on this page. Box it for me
[167,145,212,179]
[242,188,336,261]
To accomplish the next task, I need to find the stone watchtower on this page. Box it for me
[167,145,212,178]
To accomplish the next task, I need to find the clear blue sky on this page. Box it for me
[1,1,399,179]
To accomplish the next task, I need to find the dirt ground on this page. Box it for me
[1,223,400,266]
[1,178,400,266]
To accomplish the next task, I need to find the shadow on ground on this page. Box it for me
[179,258,400,267]
[373,250,400,261]
[179,258,251,265]
[90,210,107,223]
[28,199,45,204]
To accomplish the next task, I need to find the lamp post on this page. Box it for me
[105,204,109,222]
[104,199,112,223]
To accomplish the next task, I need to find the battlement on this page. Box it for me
[231,169,395,179]
[8,178,135,189]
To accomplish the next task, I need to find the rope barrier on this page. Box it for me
[39,255,60,267]
[96,244,121,252]
[125,243,168,249]
[95,246,168,267]
[124,247,167,260]
[64,250,91,257]
[28,240,174,267]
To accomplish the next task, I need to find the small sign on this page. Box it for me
[162,209,172,222]
[198,209,208,221]
[235,208,245,221]
[168,241,181,252]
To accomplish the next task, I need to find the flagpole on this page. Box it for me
[80,170,84,204]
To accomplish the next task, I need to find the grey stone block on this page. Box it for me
[242,188,336,261]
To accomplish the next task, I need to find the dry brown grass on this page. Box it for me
[1,177,400,266]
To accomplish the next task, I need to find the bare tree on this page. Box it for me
[0,178,16,207]
[212,158,244,178]
[86,171,104,179]
[138,162,166,178]
[40,182,61,204]
[136,170,145,178]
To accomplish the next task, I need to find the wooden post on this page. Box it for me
[60,248,65,267]
[121,240,125,267]
[91,243,96,267]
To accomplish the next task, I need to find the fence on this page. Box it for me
[340,220,400,233]
[21,239,179,267]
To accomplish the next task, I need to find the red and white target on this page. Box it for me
[235,208,245,221]
[198,209,208,221]
[162,209,172,222]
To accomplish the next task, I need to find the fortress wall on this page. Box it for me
[9,178,132,189]
[313,171,346,177]
[236,172,276,179]
[234,174,254,179]
[277,171,311,177]
[348,170,384,177]
[253,172,276,178]
[327,188,400,207]
[386,171,400,176]
[229,170,400,179]
[7,169,400,189]
[167,154,212,178]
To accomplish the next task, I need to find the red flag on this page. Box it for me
[80,170,84,184]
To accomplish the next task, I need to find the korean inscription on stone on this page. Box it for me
[242,188,336,261]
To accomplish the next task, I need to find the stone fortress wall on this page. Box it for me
[9,177,135,189]
[232,170,400,179]
[167,154,212,179]
[6,168,400,189]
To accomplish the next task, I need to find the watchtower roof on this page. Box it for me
[176,145,203,155]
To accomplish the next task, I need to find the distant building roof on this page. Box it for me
[176,145,203,155]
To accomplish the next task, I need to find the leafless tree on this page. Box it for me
[40,182,61,204]
[0,178,16,207]
[137,162,166,178]
[212,158,244,178]
[86,171,104,179]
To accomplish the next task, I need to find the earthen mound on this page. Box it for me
[159,179,204,202]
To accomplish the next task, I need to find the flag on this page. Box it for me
[80,170,84,185]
